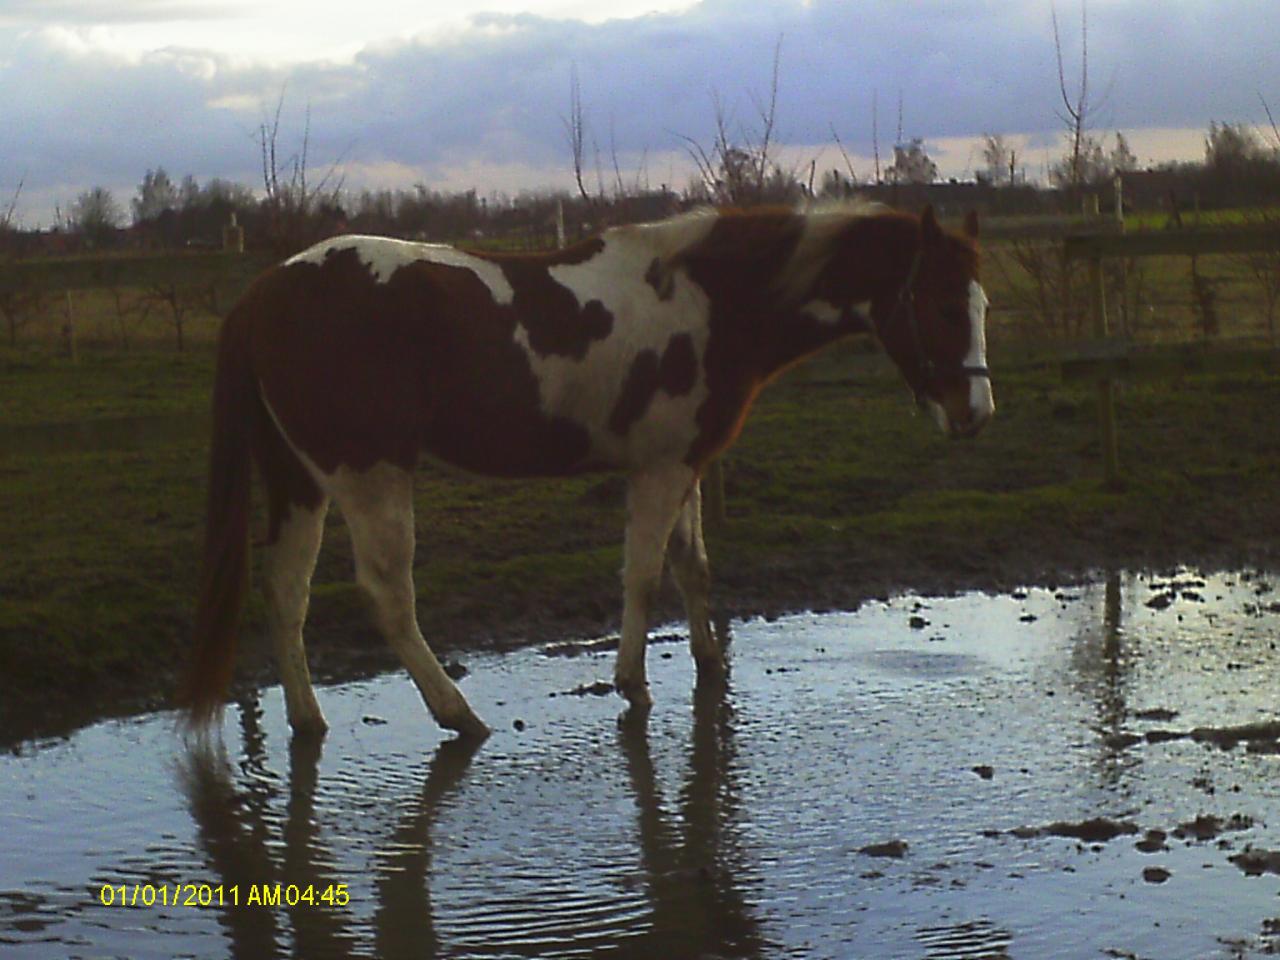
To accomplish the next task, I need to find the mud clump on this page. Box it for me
[1173,814,1253,843]
[1230,848,1280,877]
[1010,817,1139,843]
[1133,708,1180,722]
[560,680,615,698]
[1135,829,1168,853]
[1104,720,1280,754]
[859,839,909,859]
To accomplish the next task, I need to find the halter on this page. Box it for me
[887,248,991,391]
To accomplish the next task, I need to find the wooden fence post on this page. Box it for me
[62,290,77,363]
[1088,251,1120,487]
[222,212,244,254]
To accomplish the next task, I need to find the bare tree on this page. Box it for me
[1051,0,1107,200]
[0,274,45,346]
[1204,121,1266,170]
[145,280,213,352]
[1,177,20,232]
[886,138,938,185]
[71,187,124,248]
[871,89,882,184]
[1260,93,1280,152]
[1236,209,1280,346]
[132,168,179,224]
[562,64,593,206]
[107,286,153,350]
[980,134,1015,185]
[678,38,798,205]
[257,88,346,252]
[1111,131,1137,173]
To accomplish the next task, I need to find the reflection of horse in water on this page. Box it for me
[180,687,767,958]
[179,203,991,738]
[618,687,768,958]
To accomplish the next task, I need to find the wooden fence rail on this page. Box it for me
[1061,224,1280,487]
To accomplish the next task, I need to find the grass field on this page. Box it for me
[2,218,1279,743]
[4,208,1279,352]
[3,329,1280,744]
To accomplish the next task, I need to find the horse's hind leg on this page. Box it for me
[262,500,330,735]
[667,481,723,684]
[333,464,489,740]
[615,463,697,710]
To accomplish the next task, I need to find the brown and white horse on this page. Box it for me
[179,202,993,740]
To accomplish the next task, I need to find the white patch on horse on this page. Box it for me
[779,199,885,302]
[618,206,720,261]
[927,398,949,433]
[967,280,995,421]
[512,227,713,467]
[801,298,869,326]
[258,387,485,734]
[286,234,514,304]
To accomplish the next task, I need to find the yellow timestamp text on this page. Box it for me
[98,883,350,908]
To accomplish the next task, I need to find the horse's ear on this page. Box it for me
[963,209,980,239]
[920,205,943,245]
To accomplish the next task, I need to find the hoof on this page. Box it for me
[289,714,329,739]
[614,677,653,711]
[618,701,652,733]
[442,709,491,742]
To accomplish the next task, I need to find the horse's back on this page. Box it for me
[237,238,603,477]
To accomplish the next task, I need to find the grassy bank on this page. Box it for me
[3,341,1280,745]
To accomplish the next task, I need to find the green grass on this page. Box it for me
[3,302,1280,742]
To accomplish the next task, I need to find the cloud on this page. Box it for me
[0,1,249,26]
[2,0,1278,225]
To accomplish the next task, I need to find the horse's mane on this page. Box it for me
[614,199,891,304]
[616,199,888,257]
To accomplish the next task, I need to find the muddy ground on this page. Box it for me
[3,347,1279,746]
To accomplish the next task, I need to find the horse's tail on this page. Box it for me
[178,301,258,729]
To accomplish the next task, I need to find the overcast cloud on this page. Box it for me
[3,0,1278,226]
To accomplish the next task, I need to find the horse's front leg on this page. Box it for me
[615,463,696,710]
[667,480,723,685]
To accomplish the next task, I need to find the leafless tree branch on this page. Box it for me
[1,177,21,231]
[561,64,592,205]
[1260,92,1280,151]
[825,126,859,192]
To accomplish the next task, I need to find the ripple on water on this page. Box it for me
[4,570,1280,958]
[915,918,1013,959]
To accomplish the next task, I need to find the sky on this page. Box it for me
[2,0,1279,227]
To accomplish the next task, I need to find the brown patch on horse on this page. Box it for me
[676,210,809,467]
[609,350,661,436]
[645,256,675,301]
[488,255,614,359]
[607,333,699,437]
[248,247,591,479]
[659,332,697,395]
[468,236,616,359]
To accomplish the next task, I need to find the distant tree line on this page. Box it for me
[2,117,1277,262]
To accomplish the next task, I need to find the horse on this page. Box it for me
[178,202,993,740]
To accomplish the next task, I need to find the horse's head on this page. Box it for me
[872,206,994,438]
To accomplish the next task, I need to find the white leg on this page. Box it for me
[615,463,697,709]
[262,500,330,735]
[332,464,489,739]
[667,481,723,682]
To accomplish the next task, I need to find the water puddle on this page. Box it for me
[3,569,1280,958]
